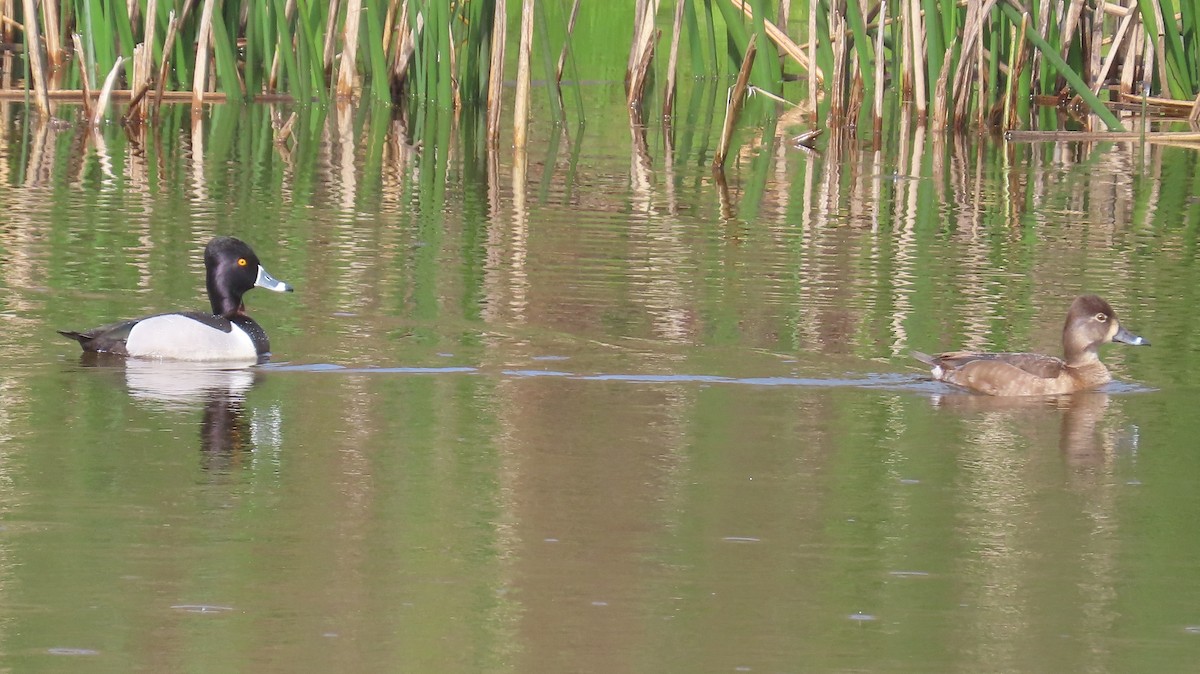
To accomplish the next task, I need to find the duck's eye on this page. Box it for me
[1095,312,1107,322]
[237,258,248,267]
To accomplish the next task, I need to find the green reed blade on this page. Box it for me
[920,0,944,109]
[749,0,782,89]
[364,2,390,103]
[534,0,564,124]
[211,13,245,102]
[83,0,112,81]
[701,0,719,73]
[294,0,328,104]
[1160,0,1193,94]
[270,0,300,97]
[684,0,704,76]
[842,0,875,96]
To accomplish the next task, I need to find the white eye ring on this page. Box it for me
[1095,313,1107,322]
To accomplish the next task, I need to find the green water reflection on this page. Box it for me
[1,89,1199,672]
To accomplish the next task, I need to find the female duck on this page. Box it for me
[912,295,1148,396]
[59,237,293,361]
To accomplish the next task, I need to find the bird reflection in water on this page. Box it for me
[930,391,1134,467]
[78,353,265,474]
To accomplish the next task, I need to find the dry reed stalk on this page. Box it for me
[382,0,399,61]
[627,0,659,106]
[193,0,216,105]
[336,0,362,99]
[808,0,818,122]
[487,0,507,145]
[1005,13,1029,128]
[127,0,158,122]
[899,0,911,97]
[663,0,685,117]
[908,0,926,119]
[154,9,183,110]
[873,0,887,136]
[931,37,956,129]
[725,0,823,84]
[324,0,343,74]
[1143,21,1157,95]
[628,0,647,82]
[514,0,535,149]
[1093,7,1137,94]
[829,11,845,122]
[713,35,757,169]
[93,57,124,126]
[1059,0,1085,70]
[391,0,414,90]
[951,0,995,127]
[20,0,50,115]
[1120,13,1140,95]
[1,0,14,42]
[556,0,581,83]
[1086,2,1102,112]
[71,34,93,119]
[40,0,62,75]
[1032,0,1050,92]
[846,62,864,128]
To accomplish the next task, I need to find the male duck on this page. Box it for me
[59,237,293,361]
[912,295,1148,396]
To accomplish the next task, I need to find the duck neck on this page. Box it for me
[1063,342,1101,368]
[208,281,245,318]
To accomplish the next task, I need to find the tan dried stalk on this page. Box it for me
[20,0,49,115]
[663,0,685,117]
[487,0,507,145]
[193,0,216,105]
[336,0,362,99]
[71,33,93,119]
[714,36,757,169]
[514,0,535,149]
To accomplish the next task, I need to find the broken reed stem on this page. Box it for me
[663,0,685,117]
[93,56,124,126]
[154,9,181,113]
[487,0,507,145]
[336,0,362,99]
[873,0,887,136]
[71,33,93,119]
[514,0,535,149]
[21,0,50,116]
[193,0,216,105]
[1092,8,1137,95]
[908,0,926,119]
[714,34,757,169]
[627,0,659,106]
[555,0,581,83]
[808,0,817,122]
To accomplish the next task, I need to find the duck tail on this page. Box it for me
[910,350,946,380]
[910,351,937,366]
[58,329,88,345]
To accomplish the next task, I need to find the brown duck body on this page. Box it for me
[913,295,1149,396]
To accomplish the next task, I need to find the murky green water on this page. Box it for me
[2,88,1200,672]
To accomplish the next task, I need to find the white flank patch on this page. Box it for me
[125,314,258,361]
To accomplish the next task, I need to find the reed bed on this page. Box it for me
[3,0,1200,146]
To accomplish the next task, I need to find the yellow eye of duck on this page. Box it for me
[237,258,248,267]
[1095,312,1107,322]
